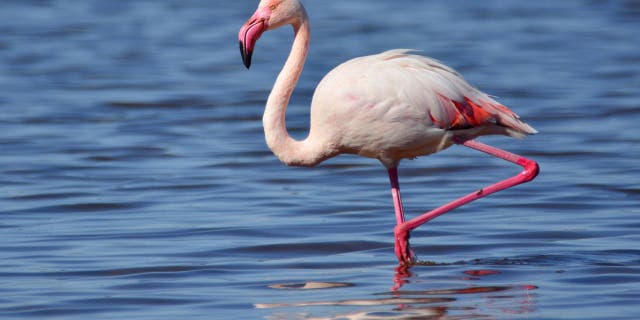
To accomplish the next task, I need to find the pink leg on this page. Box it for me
[388,168,415,263]
[388,167,406,226]
[393,139,539,264]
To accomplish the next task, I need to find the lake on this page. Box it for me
[1,0,639,319]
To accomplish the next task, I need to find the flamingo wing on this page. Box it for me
[314,50,536,136]
[383,50,537,136]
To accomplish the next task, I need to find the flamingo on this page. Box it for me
[238,0,539,264]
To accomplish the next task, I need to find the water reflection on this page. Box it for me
[259,267,537,319]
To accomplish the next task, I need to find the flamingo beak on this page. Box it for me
[239,18,268,69]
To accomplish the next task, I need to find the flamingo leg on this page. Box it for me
[387,167,416,263]
[393,139,539,264]
[387,167,406,225]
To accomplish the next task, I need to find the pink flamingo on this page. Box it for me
[239,0,539,264]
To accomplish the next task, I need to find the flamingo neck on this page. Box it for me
[262,14,328,167]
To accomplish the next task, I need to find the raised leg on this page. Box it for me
[393,139,539,264]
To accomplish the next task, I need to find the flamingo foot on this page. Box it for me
[394,225,416,265]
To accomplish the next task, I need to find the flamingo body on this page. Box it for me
[308,49,536,168]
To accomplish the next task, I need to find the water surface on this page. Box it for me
[1,1,639,319]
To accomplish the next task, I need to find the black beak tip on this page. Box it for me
[239,41,252,69]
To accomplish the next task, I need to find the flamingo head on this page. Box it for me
[239,0,307,68]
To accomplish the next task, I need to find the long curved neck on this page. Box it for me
[262,13,332,167]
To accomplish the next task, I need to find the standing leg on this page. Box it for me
[388,167,406,225]
[394,139,539,264]
[388,167,416,263]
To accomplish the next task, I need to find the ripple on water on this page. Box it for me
[1,0,640,319]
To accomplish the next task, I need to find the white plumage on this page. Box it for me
[308,49,536,167]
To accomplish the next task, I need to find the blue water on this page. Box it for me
[1,1,639,319]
